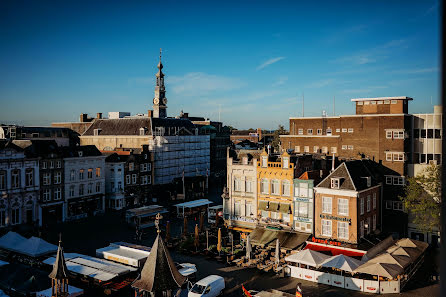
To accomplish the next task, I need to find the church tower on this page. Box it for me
[153,48,167,118]
[49,235,69,297]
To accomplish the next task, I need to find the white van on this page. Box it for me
[188,275,225,297]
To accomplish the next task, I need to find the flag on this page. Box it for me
[242,285,252,297]
[296,283,302,297]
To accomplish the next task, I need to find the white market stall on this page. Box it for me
[0,232,57,257]
[96,242,151,268]
[174,199,212,218]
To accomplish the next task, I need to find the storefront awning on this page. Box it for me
[269,202,279,212]
[278,203,291,214]
[250,228,310,250]
[258,201,268,211]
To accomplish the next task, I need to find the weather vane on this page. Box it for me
[155,213,163,233]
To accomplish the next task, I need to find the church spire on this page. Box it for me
[49,234,69,297]
[153,48,167,118]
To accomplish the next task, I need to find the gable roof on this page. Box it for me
[0,140,24,152]
[48,240,69,280]
[316,160,379,191]
[61,145,102,158]
[83,118,151,136]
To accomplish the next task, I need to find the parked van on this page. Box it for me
[188,275,225,297]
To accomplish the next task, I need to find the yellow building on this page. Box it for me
[257,150,294,230]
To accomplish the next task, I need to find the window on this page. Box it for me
[245,180,253,193]
[393,131,404,139]
[234,201,241,216]
[54,172,61,184]
[126,175,131,184]
[43,189,51,201]
[261,156,268,167]
[393,201,403,211]
[373,214,376,231]
[42,162,47,169]
[25,169,33,187]
[414,129,420,138]
[70,170,75,181]
[307,129,313,135]
[11,170,20,188]
[385,200,392,209]
[0,171,6,190]
[96,167,101,177]
[326,128,332,136]
[322,219,332,237]
[322,146,328,154]
[336,128,340,133]
[54,188,61,200]
[347,145,354,150]
[50,161,54,169]
[338,222,349,240]
[147,163,152,171]
[331,147,337,154]
[96,182,101,193]
[393,176,405,186]
[56,161,62,168]
[140,163,146,172]
[373,193,377,209]
[147,175,152,185]
[367,217,371,234]
[317,129,322,135]
[367,195,371,212]
[434,129,441,139]
[342,128,347,133]
[79,184,84,196]
[360,220,364,238]
[357,101,363,106]
[386,153,392,161]
[297,202,308,218]
[342,145,347,150]
[246,203,253,217]
[348,128,354,133]
[421,129,426,138]
[11,208,20,225]
[0,210,5,227]
[283,157,289,169]
[322,197,332,214]
[282,180,290,196]
[370,101,376,105]
[294,146,300,153]
[377,100,383,104]
[338,198,348,216]
[129,163,135,171]
[87,183,93,194]
[299,183,308,197]
[233,178,241,191]
[69,186,75,197]
[118,181,122,189]
[393,153,404,161]
[386,131,393,139]
[79,169,84,180]
[261,179,269,194]
[304,146,309,153]
[42,173,51,186]
[271,180,280,195]
[330,178,340,189]
[132,174,137,184]
[298,129,303,135]
[88,168,93,179]
[313,146,319,153]
[360,197,364,215]
[391,100,397,104]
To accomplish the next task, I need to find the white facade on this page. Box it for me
[224,151,259,230]
[0,146,39,228]
[105,161,125,210]
[64,154,106,220]
[148,135,210,185]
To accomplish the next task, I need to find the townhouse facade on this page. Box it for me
[105,154,126,210]
[224,149,259,231]
[0,141,39,228]
[314,161,381,245]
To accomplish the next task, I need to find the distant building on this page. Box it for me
[108,111,131,119]
[105,153,126,210]
[314,161,381,245]
[51,113,100,135]
[0,141,39,228]
[0,125,79,147]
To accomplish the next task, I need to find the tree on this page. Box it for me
[271,125,288,152]
[399,164,441,233]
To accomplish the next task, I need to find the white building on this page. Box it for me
[224,149,259,231]
[0,141,39,228]
[62,146,106,221]
[105,154,125,210]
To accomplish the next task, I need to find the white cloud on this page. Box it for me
[391,67,438,74]
[272,76,288,87]
[256,57,285,70]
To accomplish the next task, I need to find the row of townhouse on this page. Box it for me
[224,149,383,246]
[279,97,441,247]
[0,140,155,229]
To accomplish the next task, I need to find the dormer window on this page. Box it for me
[261,156,267,168]
[94,129,102,136]
[283,157,289,169]
[331,178,340,189]
[242,157,248,165]
[78,151,83,157]
[139,128,145,136]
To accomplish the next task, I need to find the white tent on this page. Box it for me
[321,254,363,272]
[0,231,27,251]
[354,261,403,279]
[15,237,57,257]
[284,249,330,268]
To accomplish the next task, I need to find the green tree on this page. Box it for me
[399,164,441,233]
[271,125,288,152]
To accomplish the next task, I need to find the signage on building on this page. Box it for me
[294,217,311,222]
[311,237,342,246]
[319,214,351,224]
[295,197,310,202]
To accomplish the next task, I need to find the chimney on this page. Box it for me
[148,110,153,118]
[184,113,189,118]
[257,128,262,142]
[96,113,102,119]
[80,113,88,122]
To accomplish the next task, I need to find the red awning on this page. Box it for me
[304,242,366,258]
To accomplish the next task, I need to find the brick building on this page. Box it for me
[314,160,381,245]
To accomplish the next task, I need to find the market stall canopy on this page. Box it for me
[368,253,411,268]
[354,261,404,279]
[0,232,57,257]
[0,231,27,250]
[285,249,330,268]
[361,235,395,262]
[321,254,363,272]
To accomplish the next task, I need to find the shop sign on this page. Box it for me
[311,236,342,246]
[294,217,311,222]
[319,214,351,224]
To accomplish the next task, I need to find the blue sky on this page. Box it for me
[0,1,440,129]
